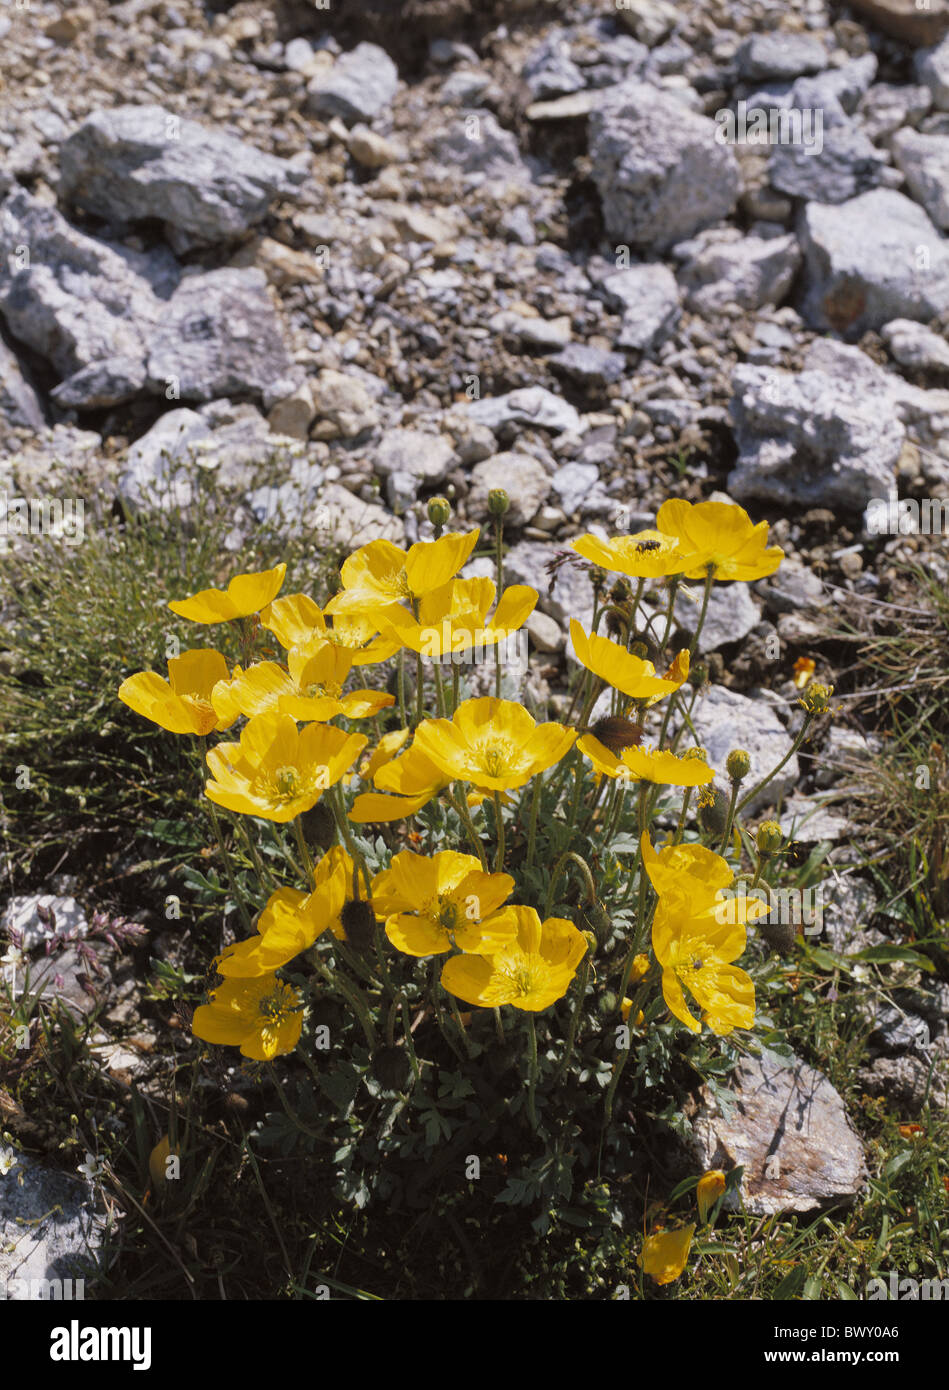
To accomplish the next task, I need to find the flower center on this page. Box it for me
[477,740,516,779]
[437,897,459,933]
[274,765,300,798]
[258,981,299,1023]
[303,681,343,700]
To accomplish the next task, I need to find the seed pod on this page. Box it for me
[340,898,376,950]
[758,916,797,954]
[698,785,731,838]
[589,716,644,755]
[372,1046,411,1092]
[579,900,612,947]
[300,801,336,852]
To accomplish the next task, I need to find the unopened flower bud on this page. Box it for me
[628,640,649,661]
[726,749,751,783]
[581,929,598,956]
[427,495,451,530]
[488,488,509,518]
[629,953,650,984]
[756,820,783,855]
[300,801,336,852]
[610,579,632,605]
[684,745,709,763]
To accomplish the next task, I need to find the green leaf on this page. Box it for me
[852,945,935,972]
[774,1265,806,1300]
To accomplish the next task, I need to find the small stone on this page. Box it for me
[310,369,380,438]
[882,317,949,371]
[467,386,581,435]
[306,43,399,125]
[690,1050,867,1215]
[525,610,564,652]
[737,33,828,81]
[549,342,627,386]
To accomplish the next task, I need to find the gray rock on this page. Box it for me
[0,188,166,404]
[892,128,949,230]
[738,33,827,81]
[550,461,609,515]
[675,229,800,312]
[489,311,572,349]
[793,54,878,116]
[119,405,302,510]
[857,1054,949,1112]
[690,684,800,813]
[674,581,760,650]
[306,43,399,124]
[467,452,552,526]
[467,386,581,435]
[589,81,742,250]
[798,189,949,334]
[0,1154,105,1296]
[369,429,456,484]
[821,873,879,954]
[806,335,949,451]
[882,316,949,370]
[690,1051,867,1215]
[549,342,627,386]
[147,268,292,402]
[310,481,404,549]
[916,34,949,110]
[0,336,44,429]
[769,122,886,203]
[813,726,877,789]
[597,263,680,351]
[499,538,596,630]
[430,109,530,181]
[859,82,933,142]
[728,358,905,509]
[52,356,148,409]
[522,35,585,100]
[615,0,677,46]
[755,558,826,614]
[1,893,88,950]
[782,793,854,843]
[310,369,381,438]
[60,105,303,250]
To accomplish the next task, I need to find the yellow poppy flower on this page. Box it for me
[382,577,537,659]
[359,727,411,782]
[440,906,588,1012]
[571,530,686,579]
[639,1225,695,1285]
[118,649,232,735]
[655,499,783,581]
[205,711,367,821]
[191,974,303,1059]
[210,641,394,724]
[168,564,287,623]
[640,834,770,931]
[652,898,756,1035]
[372,849,518,957]
[569,620,688,704]
[577,736,715,787]
[260,592,398,665]
[324,530,480,619]
[216,854,350,977]
[349,741,451,822]
[697,1169,727,1224]
[413,697,576,793]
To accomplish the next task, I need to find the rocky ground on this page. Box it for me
[2,0,949,1294]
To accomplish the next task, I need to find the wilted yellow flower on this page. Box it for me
[577,737,715,787]
[571,530,686,579]
[205,711,366,821]
[655,499,783,581]
[192,974,303,1059]
[359,727,411,782]
[216,848,352,977]
[569,620,688,704]
[413,697,576,793]
[441,906,587,1012]
[697,1169,726,1224]
[119,649,232,736]
[639,1225,695,1285]
[168,564,287,623]
[792,656,816,690]
[210,641,394,724]
[372,850,517,957]
[324,531,480,619]
[260,592,398,665]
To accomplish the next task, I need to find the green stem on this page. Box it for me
[736,714,815,816]
[493,791,506,873]
[553,951,591,1085]
[525,774,541,871]
[205,789,252,934]
[312,954,376,1050]
[526,1014,539,1130]
[718,780,742,855]
[292,816,315,890]
[452,785,488,871]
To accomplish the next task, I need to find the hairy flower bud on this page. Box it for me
[427,495,451,529]
[300,801,336,852]
[756,820,783,855]
[726,748,751,783]
[698,784,730,837]
[488,488,509,518]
